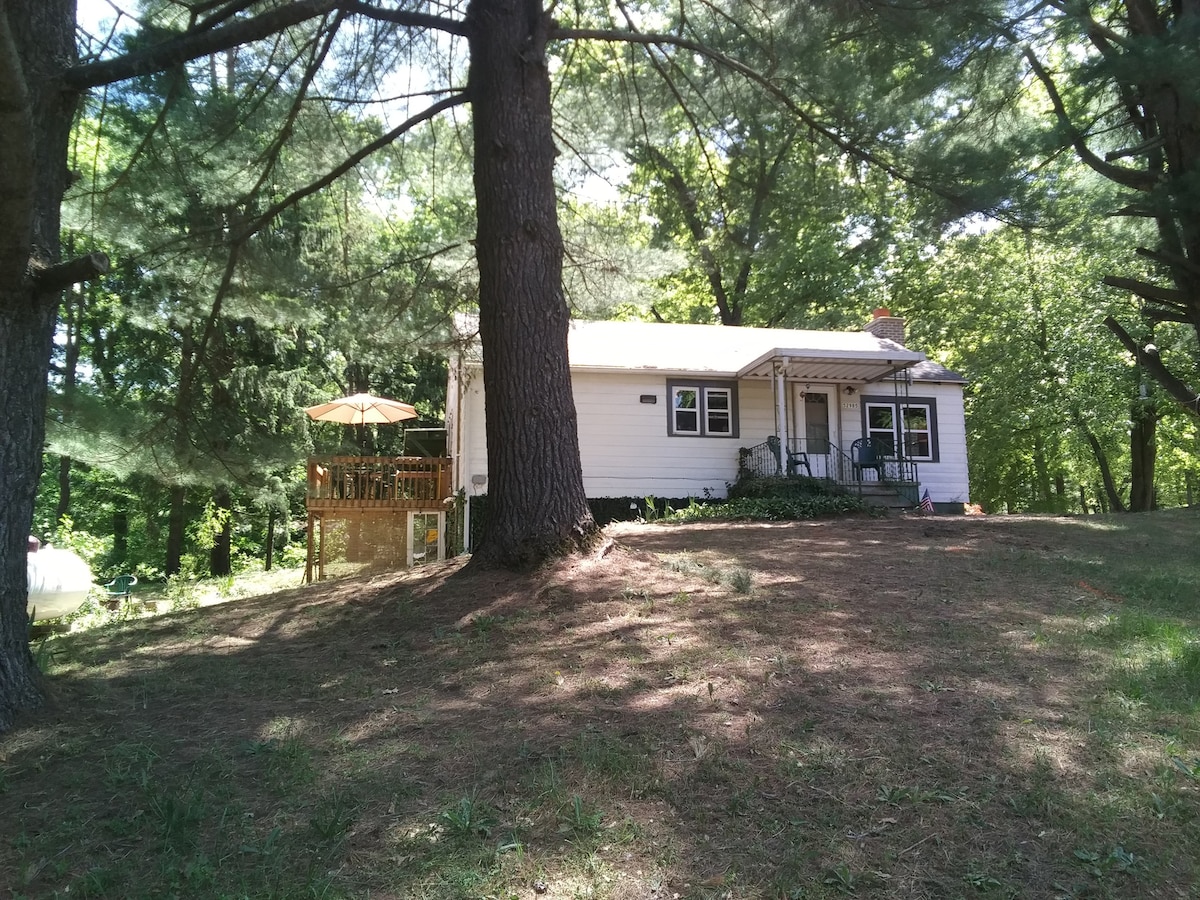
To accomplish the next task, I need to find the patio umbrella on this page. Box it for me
[304,392,419,425]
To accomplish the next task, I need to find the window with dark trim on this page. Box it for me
[667,379,739,437]
[861,396,939,462]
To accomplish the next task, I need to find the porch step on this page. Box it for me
[851,483,917,509]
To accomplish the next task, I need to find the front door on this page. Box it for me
[794,387,836,479]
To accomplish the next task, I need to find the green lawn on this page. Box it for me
[2,510,1198,899]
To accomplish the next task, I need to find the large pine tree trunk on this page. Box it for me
[465,0,597,568]
[0,0,78,732]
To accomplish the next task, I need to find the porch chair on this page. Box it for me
[103,574,138,610]
[766,435,814,478]
[786,447,813,478]
[851,437,888,481]
[765,435,785,476]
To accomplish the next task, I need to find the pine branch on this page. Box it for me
[31,252,111,293]
[63,1,466,92]
[1102,275,1191,308]
[247,11,346,199]
[341,1,468,36]
[1018,43,1157,191]
[1104,315,1200,416]
[550,23,996,222]
[235,92,469,242]
[1135,246,1200,279]
[64,0,340,90]
[1142,308,1192,323]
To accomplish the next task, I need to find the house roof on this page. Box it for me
[455,315,964,385]
[562,319,927,385]
[905,359,968,384]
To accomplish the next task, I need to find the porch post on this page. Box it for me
[774,361,790,461]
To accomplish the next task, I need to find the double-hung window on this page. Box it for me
[862,397,938,461]
[668,380,738,437]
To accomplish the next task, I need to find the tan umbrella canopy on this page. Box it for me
[304,392,418,425]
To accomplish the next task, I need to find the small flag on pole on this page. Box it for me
[920,489,935,514]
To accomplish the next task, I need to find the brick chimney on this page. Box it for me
[863,306,906,346]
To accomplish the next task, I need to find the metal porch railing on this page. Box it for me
[739,437,919,505]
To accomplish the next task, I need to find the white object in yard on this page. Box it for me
[27,546,94,621]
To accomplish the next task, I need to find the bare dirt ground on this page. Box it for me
[3,512,1198,899]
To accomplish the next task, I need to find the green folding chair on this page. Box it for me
[103,574,138,609]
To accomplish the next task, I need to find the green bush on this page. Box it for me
[466,479,860,541]
[666,494,866,522]
[727,474,838,500]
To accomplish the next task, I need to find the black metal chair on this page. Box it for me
[766,435,785,475]
[786,447,812,477]
[766,435,814,477]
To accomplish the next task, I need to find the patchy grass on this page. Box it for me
[3,510,1199,898]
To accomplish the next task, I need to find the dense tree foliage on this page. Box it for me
[46,36,461,578]
[1011,1,1200,417]
[898,214,1194,514]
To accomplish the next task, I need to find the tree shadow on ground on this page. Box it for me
[2,512,1197,898]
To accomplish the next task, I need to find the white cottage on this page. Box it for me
[447,311,969,527]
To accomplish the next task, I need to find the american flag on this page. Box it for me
[920,490,935,514]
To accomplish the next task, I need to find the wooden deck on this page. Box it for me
[305,456,452,510]
[304,456,452,582]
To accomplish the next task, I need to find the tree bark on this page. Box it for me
[0,0,78,733]
[265,509,276,572]
[166,486,186,576]
[465,0,597,569]
[1128,396,1157,512]
[209,488,233,577]
[1072,411,1127,513]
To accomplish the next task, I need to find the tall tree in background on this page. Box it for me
[58,44,462,576]
[1012,1,1200,417]
[897,207,1173,514]
[589,1,1037,329]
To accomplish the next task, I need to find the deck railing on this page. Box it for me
[306,456,452,511]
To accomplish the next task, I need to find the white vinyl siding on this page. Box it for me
[453,364,970,506]
[853,387,969,503]
[578,374,764,497]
